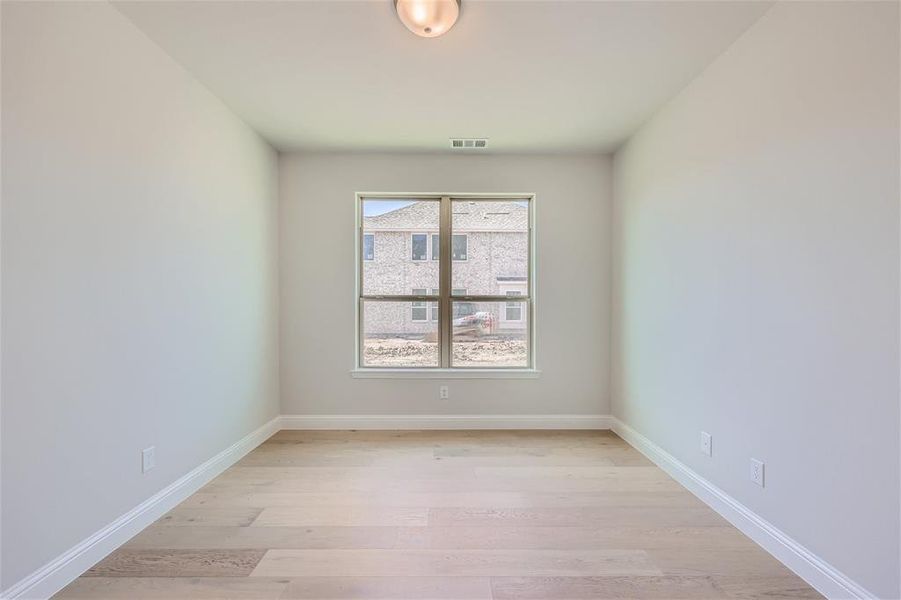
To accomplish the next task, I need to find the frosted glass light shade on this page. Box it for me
[394,0,461,38]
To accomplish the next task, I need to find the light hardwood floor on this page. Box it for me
[55,430,821,599]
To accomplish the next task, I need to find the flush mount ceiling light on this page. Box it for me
[394,0,461,38]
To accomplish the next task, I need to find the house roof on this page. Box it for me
[364,201,528,232]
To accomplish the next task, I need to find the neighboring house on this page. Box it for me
[363,201,528,336]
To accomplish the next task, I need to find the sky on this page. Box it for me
[362,199,418,217]
[363,199,529,217]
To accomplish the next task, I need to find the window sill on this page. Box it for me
[350,368,541,380]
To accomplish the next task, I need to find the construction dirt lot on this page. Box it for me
[363,337,528,367]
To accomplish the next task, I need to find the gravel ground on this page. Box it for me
[363,338,527,367]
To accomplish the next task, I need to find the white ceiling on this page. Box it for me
[115,1,770,153]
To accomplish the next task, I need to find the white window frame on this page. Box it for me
[354,193,538,377]
[505,290,524,322]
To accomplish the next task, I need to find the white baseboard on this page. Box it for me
[610,417,875,600]
[1,416,280,600]
[279,413,613,430]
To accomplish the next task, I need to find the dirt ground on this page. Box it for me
[363,337,528,367]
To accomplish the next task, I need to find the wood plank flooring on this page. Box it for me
[55,430,821,599]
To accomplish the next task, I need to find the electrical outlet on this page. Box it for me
[750,458,765,487]
[700,431,712,457]
[142,446,156,473]
[439,385,449,399]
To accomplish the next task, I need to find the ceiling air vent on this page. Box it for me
[450,138,488,149]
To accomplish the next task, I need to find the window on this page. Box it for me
[452,234,467,261]
[505,291,523,321]
[433,288,465,321]
[411,234,428,261]
[359,196,532,369]
[362,200,438,296]
[411,288,428,321]
[429,288,439,321]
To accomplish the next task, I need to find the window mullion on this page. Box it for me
[439,196,452,368]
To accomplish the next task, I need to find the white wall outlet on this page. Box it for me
[142,446,156,473]
[700,431,712,457]
[750,458,765,487]
[439,385,449,399]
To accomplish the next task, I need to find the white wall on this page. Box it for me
[1,1,279,591]
[280,153,610,417]
[611,2,899,598]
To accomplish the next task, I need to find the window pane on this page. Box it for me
[505,304,522,321]
[362,300,438,367]
[412,234,427,261]
[362,199,438,295]
[452,301,529,367]
[505,291,523,321]
[452,234,467,260]
[430,288,439,321]
[452,200,528,295]
[360,197,533,370]
[411,288,428,321]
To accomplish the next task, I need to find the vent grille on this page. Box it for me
[450,138,488,149]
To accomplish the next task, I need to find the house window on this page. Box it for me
[452,234,467,261]
[359,196,532,369]
[430,288,439,321]
[411,234,428,261]
[433,288,465,321]
[505,291,523,321]
[412,288,428,321]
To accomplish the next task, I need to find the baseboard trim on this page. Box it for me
[610,417,876,600]
[278,414,613,430]
[1,416,280,600]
